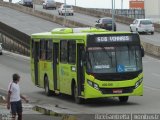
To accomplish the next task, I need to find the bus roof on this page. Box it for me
[31,27,132,38]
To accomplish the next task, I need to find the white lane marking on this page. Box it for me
[0,87,7,92]
[143,57,160,63]
[5,54,29,62]
[144,86,160,91]
[3,50,30,62]
[152,73,160,77]
[145,56,160,61]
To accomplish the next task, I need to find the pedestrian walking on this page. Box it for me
[7,73,29,120]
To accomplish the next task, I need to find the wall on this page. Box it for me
[145,0,160,18]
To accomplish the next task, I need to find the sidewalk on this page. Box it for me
[0,104,62,120]
[0,94,90,120]
[0,95,62,120]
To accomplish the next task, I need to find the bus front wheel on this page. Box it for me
[44,76,52,96]
[73,85,84,104]
[119,96,129,103]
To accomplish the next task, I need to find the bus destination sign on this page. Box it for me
[96,36,132,43]
[87,34,140,47]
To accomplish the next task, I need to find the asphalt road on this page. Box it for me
[0,6,62,35]
[0,52,160,114]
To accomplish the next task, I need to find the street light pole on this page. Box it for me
[64,0,66,26]
[112,0,115,31]
[121,0,123,9]
[75,0,76,6]
[33,0,35,11]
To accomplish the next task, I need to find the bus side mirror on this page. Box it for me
[141,46,144,57]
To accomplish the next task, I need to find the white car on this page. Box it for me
[58,4,74,16]
[130,19,154,35]
[0,43,2,55]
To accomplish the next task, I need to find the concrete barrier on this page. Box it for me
[141,41,160,57]
[0,95,6,104]
[0,22,30,49]
[34,0,43,5]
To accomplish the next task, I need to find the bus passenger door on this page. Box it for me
[33,41,39,86]
[53,43,59,90]
[77,44,85,96]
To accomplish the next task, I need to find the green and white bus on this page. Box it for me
[31,28,144,103]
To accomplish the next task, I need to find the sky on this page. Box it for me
[55,0,130,9]
[6,0,130,9]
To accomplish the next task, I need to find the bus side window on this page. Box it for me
[46,40,52,61]
[60,40,68,63]
[68,41,76,64]
[40,40,46,60]
[31,39,34,58]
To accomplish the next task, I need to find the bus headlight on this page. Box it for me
[87,80,99,90]
[87,80,93,86]
[135,78,143,89]
[93,84,99,90]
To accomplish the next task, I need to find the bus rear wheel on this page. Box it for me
[119,96,129,103]
[73,85,84,104]
[44,76,52,96]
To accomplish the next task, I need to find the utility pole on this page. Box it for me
[64,0,66,26]
[121,0,123,16]
[112,0,115,31]
[75,0,76,6]
[33,0,35,11]
[121,0,123,9]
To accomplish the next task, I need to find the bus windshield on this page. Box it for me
[87,46,142,73]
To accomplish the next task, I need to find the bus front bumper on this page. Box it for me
[83,83,143,99]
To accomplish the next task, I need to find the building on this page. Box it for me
[129,0,144,9]
[145,0,160,19]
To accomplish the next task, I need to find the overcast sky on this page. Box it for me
[55,0,130,9]
[9,0,129,9]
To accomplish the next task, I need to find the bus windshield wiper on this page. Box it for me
[102,47,113,66]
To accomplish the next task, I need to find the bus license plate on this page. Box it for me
[113,89,122,94]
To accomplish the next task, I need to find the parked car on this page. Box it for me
[19,0,33,8]
[130,19,154,35]
[95,17,116,31]
[43,0,56,9]
[0,43,3,55]
[58,4,74,16]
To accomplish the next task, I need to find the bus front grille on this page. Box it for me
[99,86,134,94]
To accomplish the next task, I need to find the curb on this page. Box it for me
[33,105,77,120]
[0,95,6,104]
[3,50,30,61]
[0,89,77,120]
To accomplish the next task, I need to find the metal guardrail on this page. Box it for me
[0,22,30,56]
[0,22,30,49]
[94,9,145,19]
[0,33,30,56]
